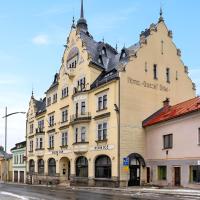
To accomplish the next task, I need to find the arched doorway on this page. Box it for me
[59,157,70,181]
[29,160,35,175]
[95,155,111,178]
[76,156,88,177]
[48,158,56,176]
[128,153,145,186]
[38,159,44,175]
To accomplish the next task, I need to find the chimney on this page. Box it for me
[163,98,170,107]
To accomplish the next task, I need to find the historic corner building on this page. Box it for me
[26,0,196,187]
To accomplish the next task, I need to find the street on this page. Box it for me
[0,183,200,200]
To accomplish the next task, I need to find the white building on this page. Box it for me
[11,141,26,183]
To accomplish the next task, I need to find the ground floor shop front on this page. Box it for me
[26,151,147,187]
[13,169,26,183]
[146,159,200,188]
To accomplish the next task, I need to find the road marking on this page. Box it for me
[0,191,29,200]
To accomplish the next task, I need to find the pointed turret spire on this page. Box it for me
[77,0,88,33]
[81,0,84,18]
[71,16,75,29]
[158,6,164,22]
[31,88,34,99]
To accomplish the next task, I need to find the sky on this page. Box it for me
[0,0,200,152]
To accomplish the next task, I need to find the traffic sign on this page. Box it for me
[123,157,129,166]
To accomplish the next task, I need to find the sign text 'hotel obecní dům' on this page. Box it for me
[128,77,169,92]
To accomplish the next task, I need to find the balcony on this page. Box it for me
[70,112,91,125]
[35,148,45,157]
[67,68,75,79]
[35,128,45,134]
[73,142,89,153]
[73,85,89,97]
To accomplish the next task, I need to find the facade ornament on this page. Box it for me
[158,7,164,22]
[177,48,181,57]
[150,23,156,32]
[184,66,189,74]
[168,30,173,38]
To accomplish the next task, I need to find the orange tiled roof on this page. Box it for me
[143,97,200,127]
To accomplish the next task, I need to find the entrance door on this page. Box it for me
[147,167,150,183]
[129,165,140,186]
[14,171,18,182]
[19,171,24,183]
[174,167,181,186]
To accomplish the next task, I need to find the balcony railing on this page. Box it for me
[70,112,91,124]
[35,128,45,134]
[73,142,89,153]
[68,68,75,78]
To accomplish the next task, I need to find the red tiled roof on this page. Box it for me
[143,97,200,127]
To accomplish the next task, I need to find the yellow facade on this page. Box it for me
[26,2,195,187]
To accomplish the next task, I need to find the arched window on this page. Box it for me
[38,159,44,175]
[48,158,56,176]
[29,160,35,174]
[95,155,111,178]
[76,156,88,177]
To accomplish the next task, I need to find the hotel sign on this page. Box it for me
[128,77,169,92]
[90,145,114,151]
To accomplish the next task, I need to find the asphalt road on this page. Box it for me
[0,183,199,200]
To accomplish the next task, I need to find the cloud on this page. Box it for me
[32,34,49,45]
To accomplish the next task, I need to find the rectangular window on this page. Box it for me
[190,166,200,183]
[29,140,33,152]
[98,96,103,111]
[158,166,167,180]
[53,93,57,103]
[163,134,173,149]
[62,132,68,146]
[49,115,55,127]
[62,109,68,123]
[103,95,107,109]
[97,122,107,141]
[36,138,39,149]
[47,97,51,106]
[75,128,79,143]
[97,94,107,111]
[30,123,34,134]
[153,64,158,80]
[49,135,54,148]
[38,120,44,130]
[81,101,86,115]
[39,137,43,149]
[81,127,86,142]
[166,68,170,83]
[62,87,68,98]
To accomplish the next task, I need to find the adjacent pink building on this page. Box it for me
[143,97,200,188]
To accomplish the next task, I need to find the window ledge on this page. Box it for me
[60,96,68,100]
[73,142,89,145]
[95,139,108,143]
[162,147,172,150]
[96,108,107,112]
[35,148,45,151]
[47,147,54,150]
[60,145,68,148]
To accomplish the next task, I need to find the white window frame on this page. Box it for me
[61,131,68,146]
[97,92,108,111]
[97,121,108,141]
[49,134,54,148]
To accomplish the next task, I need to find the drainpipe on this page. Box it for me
[114,75,120,186]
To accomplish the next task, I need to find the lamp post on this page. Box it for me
[2,107,26,153]
[2,107,26,182]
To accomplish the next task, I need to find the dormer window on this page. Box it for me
[120,49,127,60]
[98,55,103,65]
[101,47,107,56]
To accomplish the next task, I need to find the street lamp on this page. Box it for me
[2,107,26,153]
[2,107,26,182]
